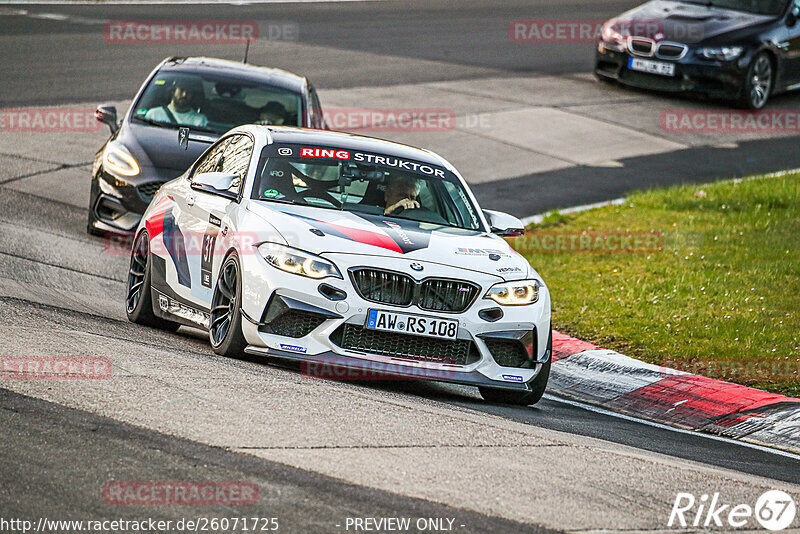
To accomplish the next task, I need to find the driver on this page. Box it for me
[145,77,208,128]
[384,175,420,215]
[255,101,287,126]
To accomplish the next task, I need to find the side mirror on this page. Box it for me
[788,0,800,25]
[95,104,119,134]
[192,171,238,192]
[483,210,525,237]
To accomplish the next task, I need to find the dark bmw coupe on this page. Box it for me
[88,56,327,235]
[595,0,800,108]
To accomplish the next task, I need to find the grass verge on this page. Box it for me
[509,171,800,397]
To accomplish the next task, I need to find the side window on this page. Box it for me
[217,135,254,195]
[192,139,230,179]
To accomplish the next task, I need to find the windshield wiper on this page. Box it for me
[132,116,221,135]
[185,124,222,135]
[259,197,307,206]
[133,116,179,130]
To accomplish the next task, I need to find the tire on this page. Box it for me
[479,329,552,406]
[738,52,773,110]
[126,230,180,331]
[209,252,248,357]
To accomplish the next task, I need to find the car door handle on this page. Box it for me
[186,194,196,207]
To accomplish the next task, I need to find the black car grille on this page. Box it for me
[350,268,479,313]
[485,339,531,368]
[629,38,654,56]
[137,181,164,203]
[620,70,684,91]
[331,324,480,365]
[656,43,687,60]
[350,269,414,306]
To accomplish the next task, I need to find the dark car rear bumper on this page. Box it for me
[594,44,747,100]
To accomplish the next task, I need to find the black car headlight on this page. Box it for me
[258,243,342,279]
[103,142,140,177]
[699,46,744,61]
[485,280,541,306]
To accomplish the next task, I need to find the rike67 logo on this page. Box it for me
[669,490,796,531]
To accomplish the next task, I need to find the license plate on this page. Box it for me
[628,57,675,77]
[366,309,458,341]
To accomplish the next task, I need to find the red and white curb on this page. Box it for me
[549,331,800,454]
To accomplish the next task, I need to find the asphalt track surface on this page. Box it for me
[1,1,800,532]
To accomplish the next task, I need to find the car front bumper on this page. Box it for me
[594,42,748,100]
[89,167,182,235]
[237,250,552,388]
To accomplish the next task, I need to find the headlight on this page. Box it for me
[601,19,623,43]
[103,142,140,177]
[258,243,341,279]
[485,280,541,306]
[699,46,744,61]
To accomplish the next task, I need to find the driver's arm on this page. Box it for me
[384,197,420,215]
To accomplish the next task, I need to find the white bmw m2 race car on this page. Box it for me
[126,126,552,405]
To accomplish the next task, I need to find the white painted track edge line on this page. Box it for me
[543,393,800,461]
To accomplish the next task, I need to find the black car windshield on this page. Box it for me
[676,0,788,16]
[131,71,303,134]
[251,147,483,231]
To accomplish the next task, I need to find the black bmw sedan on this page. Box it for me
[595,0,800,108]
[88,56,327,236]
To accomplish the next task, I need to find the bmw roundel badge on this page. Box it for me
[410,263,424,271]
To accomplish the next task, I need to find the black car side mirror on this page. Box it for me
[95,105,119,134]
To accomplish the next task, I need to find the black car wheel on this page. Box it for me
[126,230,180,331]
[209,252,247,357]
[740,52,773,110]
[479,329,552,406]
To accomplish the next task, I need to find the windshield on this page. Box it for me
[676,0,788,16]
[251,145,483,231]
[131,71,303,135]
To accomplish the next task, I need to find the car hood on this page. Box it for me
[246,202,533,280]
[118,121,218,172]
[618,0,778,43]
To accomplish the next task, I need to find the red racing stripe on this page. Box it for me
[325,221,403,254]
[145,196,171,238]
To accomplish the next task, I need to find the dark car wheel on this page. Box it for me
[740,52,773,110]
[479,329,552,406]
[209,252,248,357]
[126,230,180,331]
